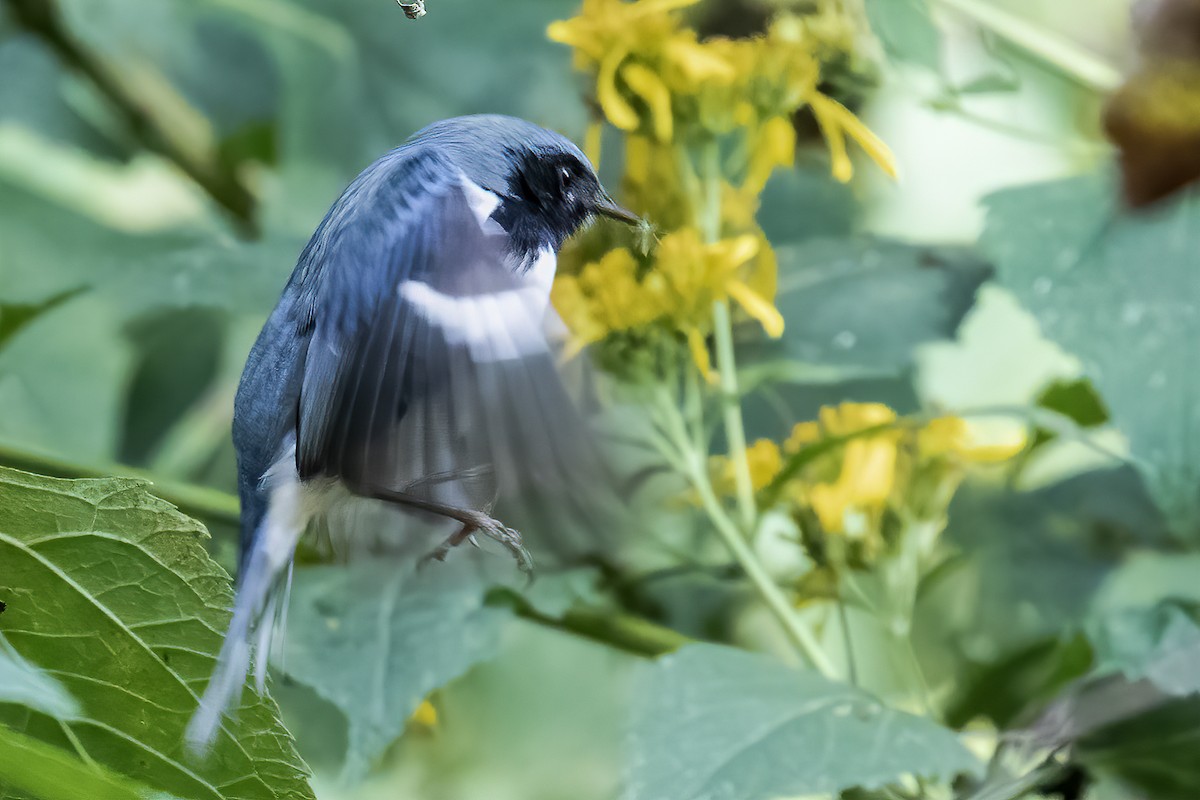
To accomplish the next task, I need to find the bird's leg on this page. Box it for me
[347,481,533,575]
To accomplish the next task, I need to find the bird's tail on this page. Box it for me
[186,465,311,753]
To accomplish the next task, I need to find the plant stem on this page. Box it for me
[699,139,757,533]
[652,393,836,677]
[3,0,259,234]
[932,0,1121,93]
[712,300,757,532]
[487,588,691,658]
[691,462,837,677]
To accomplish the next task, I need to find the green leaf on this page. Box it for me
[0,634,78,720]
[0,722,176,800]
[0,288,84,353]
[763,238,990,375]
[280,561,509,779]
[982,173,1200,539]
[0,467,312,800]
[1088,601,1200,697]
[1037,378,1109,429]
[864,0,941,72]
[940,470,1165,656]
[623,644,979,800]
[1076,696,1200,800]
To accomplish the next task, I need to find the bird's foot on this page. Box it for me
[419,513,534,576]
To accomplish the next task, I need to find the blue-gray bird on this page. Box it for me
[187,115,638,749]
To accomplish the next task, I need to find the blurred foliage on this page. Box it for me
[1,1,1200,800]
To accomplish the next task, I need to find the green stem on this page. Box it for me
[487,588,691,658]
[653,394,836,677]
[3,0,259,234]
[932,0,1121,93]
[699,139,757,534]
[712,300,757,532]
[692,462,837,677]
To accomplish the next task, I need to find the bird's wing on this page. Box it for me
[293,148,613,558]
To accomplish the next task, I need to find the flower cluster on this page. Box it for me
[548,0,895,375]
[712,403,1025,567]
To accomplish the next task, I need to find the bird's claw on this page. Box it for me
[418,516,534,577]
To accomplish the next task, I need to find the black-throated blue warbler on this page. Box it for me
[187,114,639,749]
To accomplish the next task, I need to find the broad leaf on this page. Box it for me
[0,289,84,354]
[864,0,941,71]
[1089,601,1200,697]
[982,173,1200,539]
[764,238,990,375]
[0,468,312,800]
[0,634,78,720]
[281,560,509,779]
[623,644,979,800]
[0,723,173,800]
[1076,696,1200,800]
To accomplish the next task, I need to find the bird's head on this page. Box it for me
[408,114,640,262]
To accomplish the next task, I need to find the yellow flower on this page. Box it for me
[809,93,899,184]
[919,416,1027,464]
[551,246,665,350]
[743,116,796,194]
[710,438,783,496]
[411,699,438,727]
[803,404,899,535]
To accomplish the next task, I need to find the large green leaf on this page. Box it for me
[764,238,990,375]
[982,173,1200,539]
[1076,696,1200,800]
[864,0,941,71]
[0,634,78,720]
[1088,601,1200,698]
[0,467,312,800]
[623,644,979,800]
[280,560,509,779]
[0,723,175,800]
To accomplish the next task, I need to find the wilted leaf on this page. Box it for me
[281,560,509,779]
[983,173,1200,539]
[0,467,312,800]
[623,644,979,800]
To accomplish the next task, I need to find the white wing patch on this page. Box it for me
[460,174,504,232]
[398,251,556,362]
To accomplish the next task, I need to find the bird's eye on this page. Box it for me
[558,165,573,189]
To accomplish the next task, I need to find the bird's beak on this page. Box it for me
[593,192,642,226]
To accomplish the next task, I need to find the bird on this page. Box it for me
[186,114,640,750]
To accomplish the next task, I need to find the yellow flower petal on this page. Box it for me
[622,62,674,142]
[744,116,796,194]
[687,327,716,384]
[585,120,603,169]
[809,94,853,183]
[809,482,849,533]
[664,37,737,87]
[598,46,640,131]
[411,699,438,727]
[726,279,784,338]
[633,0,702,16]
[810,93,898,182]
[723,234,760,267]
[785,421,821,452]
